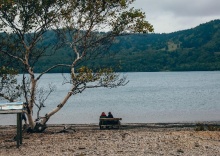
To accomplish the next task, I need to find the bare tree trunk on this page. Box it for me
[26,113,35,129]
[41,89,73,125]
[28,74,37,129]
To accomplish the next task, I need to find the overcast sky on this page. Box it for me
[132,0,220,33]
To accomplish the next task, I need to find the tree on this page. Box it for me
[0,66,22,102]
[0,0,153,132]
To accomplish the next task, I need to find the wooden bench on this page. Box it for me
[99,118,122,129]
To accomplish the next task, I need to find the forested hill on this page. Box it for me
[2,19,220,72]
[37,19,220,72]
[105,19,220,71]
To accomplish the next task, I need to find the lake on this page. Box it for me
[1,72,220,125]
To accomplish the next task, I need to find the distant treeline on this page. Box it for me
[1,19,220,72]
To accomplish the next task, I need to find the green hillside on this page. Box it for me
[2,19,220,72]
[106,19,220,71]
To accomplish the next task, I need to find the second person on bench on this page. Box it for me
[107,112,114,125]
[108,112,113,118]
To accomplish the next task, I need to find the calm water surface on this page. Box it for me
[1,72,220,125]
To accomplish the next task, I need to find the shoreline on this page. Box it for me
[1,121,220,130]
[1,121,220,126]
[1,122,220,155]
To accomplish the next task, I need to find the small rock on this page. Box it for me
[195,142,200,147]
[78,146,86,150]
[177,149,184,153]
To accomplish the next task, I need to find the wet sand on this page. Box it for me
[0,123,220,156]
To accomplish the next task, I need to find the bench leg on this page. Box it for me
[17,113,22,148]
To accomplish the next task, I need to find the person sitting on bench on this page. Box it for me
[100,112,107,118]
[107,112,113,118]
[107,112,114,125]
[99,112,107,126]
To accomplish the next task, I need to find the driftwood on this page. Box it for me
[58,126,76,133]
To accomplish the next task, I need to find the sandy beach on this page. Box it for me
[0,123,220,156]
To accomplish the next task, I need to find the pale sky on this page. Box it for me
[132,0,220,33]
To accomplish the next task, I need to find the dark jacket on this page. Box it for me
[108,113,113,118]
